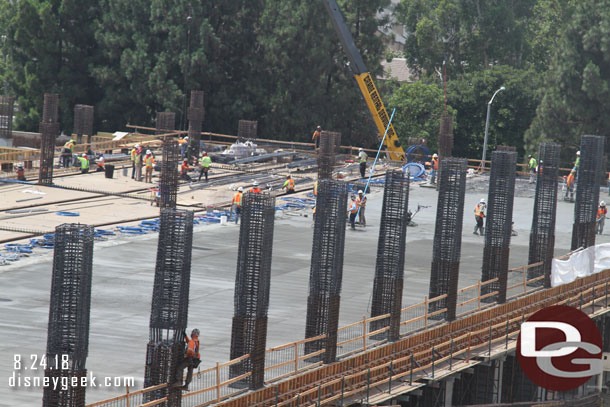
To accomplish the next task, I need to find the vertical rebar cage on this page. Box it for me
[481,151,517,303]
[160,139,180,209]
[528,143,560,287]
[0,95,14,139]
[305,179,348,363]
[318,131,341,180]
[42,93,59,123]
[144,209,194,406]
[429,158,467,321]
[438,115,454,159]
[156,112,176,135]
[237,120,258,140]
[230,193,276,389]
[187,90,204,160]
[73,104,94,137]
[39,94,60,185]
[572,135,605,250]
[370,170,410,340]
[43,224,94,407]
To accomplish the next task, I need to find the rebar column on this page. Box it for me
[43,224,94,407]
[428,158,467,321]
[39,94,59,185]
[143,209,194,406]
[305,179,348,363]
[229,193,275,389]
[156,112,176,135]
[187,90,204,161]
[160,139,180,209]
[237,120,258,140]
[318,131,341,180]
[370,170,410,341]
[438,115,454,159]
[0,95,14,139]
[571,135,605,250]
[528,143,560,288]
[73,104,94,143]
[481,151,517,303]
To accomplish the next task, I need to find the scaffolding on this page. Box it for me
[438,115,454,159]
[39,94,60,185]
[528,143,561,287]
[429,158,467,321]
[571,135,605,250]
[318,131,341,180]
[305,179,348,362]
[370,170,410,340]
[144,209,194,406]
[43,224,94,407]
[0,95,14,139]
[230,193,276,389]
[187,90,204,161]
[156,112,176,135]
[237,120,258,140]
[160,139,180,209]
[481,151,517,303]
[73,104,94,143]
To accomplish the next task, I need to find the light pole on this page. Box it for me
[481,86,505,170]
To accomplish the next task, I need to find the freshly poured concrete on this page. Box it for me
[0,178,605,405]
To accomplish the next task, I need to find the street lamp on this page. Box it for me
[481,86,505,170]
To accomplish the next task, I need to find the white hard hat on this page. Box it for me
[135,144,140,148]
[576,151,580,156]
[238,187,243,192]
[146,149,151,154]
[432,153,438,158]
[253,181,259,186]
[82,153,86,157]
[358,190,363,194]
[359,148,363,151]
[480,198,486,204]
[185,136,189,140]
[601,201,606,206]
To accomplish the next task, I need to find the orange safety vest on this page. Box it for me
[357,195,366,208]
[285,179,295,190]
[598,207,607,219]
[97,159,105,168]
[249,187,262,194]
[313,181,318,196]
[312,130,320,141]
[232,192,243,206]
[181,163,189,175]
[145,155,154,168]
[185,336,200,358]
[432,158,438,170]
[567,173,575,188]
[349,201,357,214]
[474,204,485,218]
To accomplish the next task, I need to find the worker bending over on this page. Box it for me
[77,154,90,174]
[144,150,155,183]
[61,139,75,168]
[283,175,295,194]
[172,328,201,391]
[231,187,243,224]
[598,201,607,235]
[180,159,192,181]
[16,164,26,181]
[358,148,368,179]
[198,152,212,182]
[473,198,486,236]
[348,195,358,230]
[356,189,367,226]
[96,154,106,172]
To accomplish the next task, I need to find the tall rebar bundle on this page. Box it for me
[571,135,605,251]
[318,131,341,180]
[0,95,14,139]
[43,224,94,407]
[160,139,180,209]
[73,104,94,141]
[370,170,410,340]
[39,94,60,185]
[144,209,194,406]
[156,112,176,135]
[230,193,275,389]
[481,151,517,303]
[187,90,204,161]
[428,158,467,321]
[528,143,560,288]
[305,179,348,363]
[438,115,454,159]
[238,120,258,140]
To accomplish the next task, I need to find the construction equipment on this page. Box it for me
[322,0,405,161]
[406,204,429,227]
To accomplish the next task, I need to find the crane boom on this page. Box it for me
[322,0,405,161]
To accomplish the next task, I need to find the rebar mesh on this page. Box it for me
[43,224,94,407]
[305,179,348,363]
[318,131,341,180]
[73,104,94,136]
[160,139,180,209]
[528,143,560,287]
[0,95,14,139]
[229,193,275,389]
[144,209,194,406]
[571,135,605,250]
[43,369,87,407]
[42,93,59,123]
[438,115,454,159]
[370,170,410,340]
[481,151,517,303]
[187,90,204,160]
[428,158,467,321]
[39,122,59,185]
[237,120,258,140]
[156,112,176,135]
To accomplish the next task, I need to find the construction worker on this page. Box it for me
[358,148,368,179]
[198,152,212,182]
[597,201,607,235]
[528,154,537,184]
[172,328,201,391]
[312,125,321,150]
[565,170,576,202]
[473,198,486,235]
[134,145,143,181]
[61,139,75,167]
[313,180,318,197]
[77,154,89,174]
[608,172,610,197]
[180,159,192,181]
[356,189,367,226]
[16,165,25,181]
[430,154,439,184]
[130,144,138,179]
[231,187,243,224]
[249,181,262,194]
[573,151,580,182]
[179,136,189,159]
[283,175,295,194]
[348,195,358,230]
[144,150,155,183]
[96,154,106,172]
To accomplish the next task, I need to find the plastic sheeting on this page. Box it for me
[551,243,610,287]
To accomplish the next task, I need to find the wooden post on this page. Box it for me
[467,332,471,362]
[477,281,482,310]
[362,315,367,352]
[216,362,221,402]
[125,384,130,407]
[294,342,299,373]
[522,265,527,293]
[424,296,428,329]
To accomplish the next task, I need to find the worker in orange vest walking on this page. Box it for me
[172,328,201,391]
[597,201,607,235]
[473,198,486,236]
[283,175,295,194]
[348,195,358,230]
[231,187,243,224]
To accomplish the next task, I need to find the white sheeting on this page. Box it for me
[551,243,610,287]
